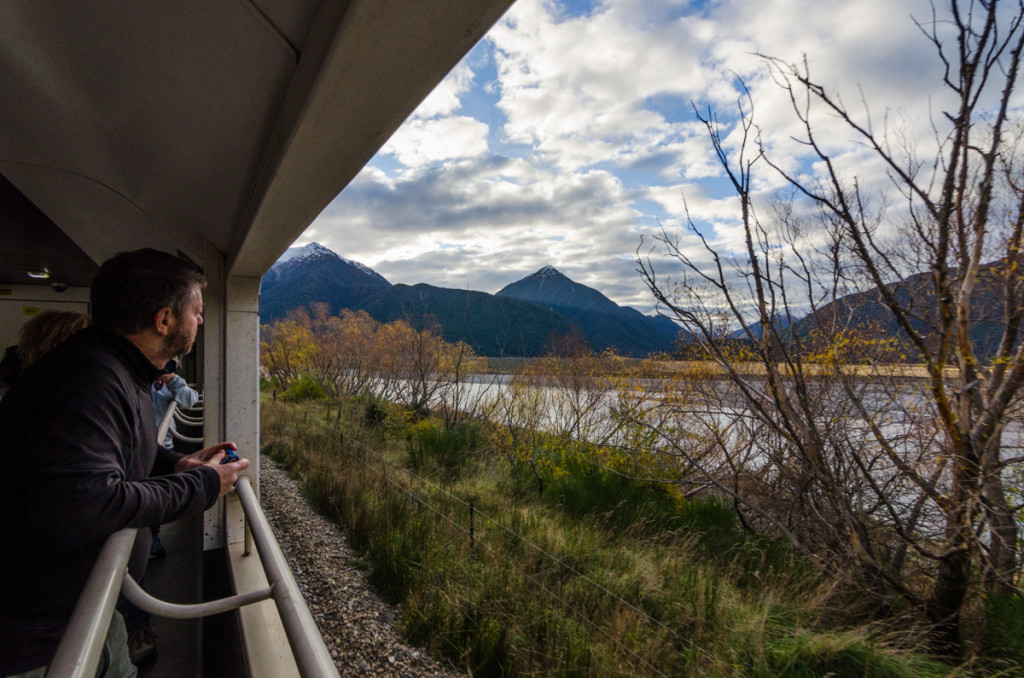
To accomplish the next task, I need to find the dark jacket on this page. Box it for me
[0,326,220,673]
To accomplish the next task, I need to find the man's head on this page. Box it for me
[91,249,206,358]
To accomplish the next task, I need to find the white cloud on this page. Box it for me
[381,116,490,168]
[305,0,1007,316]
[315,153,659,303]
[486,1,701,168]
[409,60,477,120]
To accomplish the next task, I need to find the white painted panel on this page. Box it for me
[0,285,89,348]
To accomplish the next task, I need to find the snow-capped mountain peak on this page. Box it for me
[264,242,391,292]
[274,242,380,278]
[533,265,562,279]
[275,242,339,266]
[339,255,378,277]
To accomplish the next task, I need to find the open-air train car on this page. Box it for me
[0,2,513,675]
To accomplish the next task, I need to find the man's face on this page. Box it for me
[164,287,204,359]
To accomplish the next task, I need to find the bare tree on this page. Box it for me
[638,0,1024,654]
[539,334,622,444]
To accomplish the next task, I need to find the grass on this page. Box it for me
[260,392,987,677]
[654,360,955,380]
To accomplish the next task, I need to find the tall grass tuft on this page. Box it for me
[542,450,738,549]
[405,419,480,484]
[982,593,1024,666]
[260,394,991,677]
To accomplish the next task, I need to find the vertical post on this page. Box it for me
[202,242,225,550]
[243,515,253,557]
[469,501,475,549]
[225,274,261,546]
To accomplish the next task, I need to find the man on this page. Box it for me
[0,249,250,677]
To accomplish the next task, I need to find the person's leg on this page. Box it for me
[101,610,137,678]
[4,611,136,678]
[4,666,46,678]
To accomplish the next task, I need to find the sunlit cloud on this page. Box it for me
[303,0,966,315]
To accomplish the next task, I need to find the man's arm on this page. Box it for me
[22,369,220,551]
[166,374,200,409]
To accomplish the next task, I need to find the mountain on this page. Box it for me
[260,244,580,357]
[792,263,1011,361]
[359,283,579,357]
[729,313,793,340]
[495,266,681,357]
[263,242,391,290]
[260,245,682,358]
[260,243,392,322]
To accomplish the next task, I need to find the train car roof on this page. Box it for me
[0,0,513,286]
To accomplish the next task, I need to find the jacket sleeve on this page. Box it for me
[152,444,183,476]
[166,375,200,409]
[21,364,219,551]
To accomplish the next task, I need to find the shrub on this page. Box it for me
[543,451,739,548]
[363,398,389,427]
[405,420,480,483]
[280,375,327,402]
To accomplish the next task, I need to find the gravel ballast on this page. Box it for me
[259,455,465,677]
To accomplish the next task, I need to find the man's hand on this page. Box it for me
[175,442,251,496]
[175,441,237,472]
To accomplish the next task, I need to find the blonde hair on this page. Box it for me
[18,311,91,366]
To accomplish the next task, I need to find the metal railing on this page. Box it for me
[155,401,179,450]
[157,399,205,445]
[173,409,204,425]
[170,428,205,444]
[45,529,137,677]
[45,402,340,677]
[234,477,339,677]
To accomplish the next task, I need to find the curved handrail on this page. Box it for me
[155,399,176,449]
[121,575,274,619]
[171,429,205,444]
[46,481,341,677]
[174,409,204,425]
[158,401,205,445]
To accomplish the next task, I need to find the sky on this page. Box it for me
[293,0,977,316]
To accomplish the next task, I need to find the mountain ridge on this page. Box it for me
[496,266,681,356]
[259,244,681,357]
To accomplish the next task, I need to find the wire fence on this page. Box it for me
[322,426,744,678]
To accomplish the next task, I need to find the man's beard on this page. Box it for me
[164,324,194,359]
